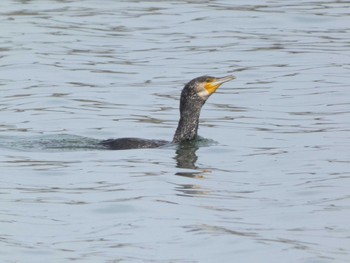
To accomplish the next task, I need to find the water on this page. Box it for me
[1,0,350,262]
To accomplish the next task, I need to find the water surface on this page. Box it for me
[1,0,349,262]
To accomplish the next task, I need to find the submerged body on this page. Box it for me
[100,75,235,150]
[100,138,168,150]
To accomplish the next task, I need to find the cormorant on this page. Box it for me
[100,75,235,150]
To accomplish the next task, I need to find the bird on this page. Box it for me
[100,75,235,150]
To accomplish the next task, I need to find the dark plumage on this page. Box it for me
[100,75,235,150]
[100,138,168,150]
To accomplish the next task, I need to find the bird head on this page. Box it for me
[187,75,236,101]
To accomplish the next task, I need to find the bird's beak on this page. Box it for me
[205,75,236,95]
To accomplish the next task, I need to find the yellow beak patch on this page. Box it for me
[204,75,236,95]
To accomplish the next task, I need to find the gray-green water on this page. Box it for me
[1,1,349,262]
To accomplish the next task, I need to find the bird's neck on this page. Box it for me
[172,103,203,143]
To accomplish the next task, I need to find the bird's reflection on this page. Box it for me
[173,141,212,196]
[174,140,211,179]
[175,141,198,169]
